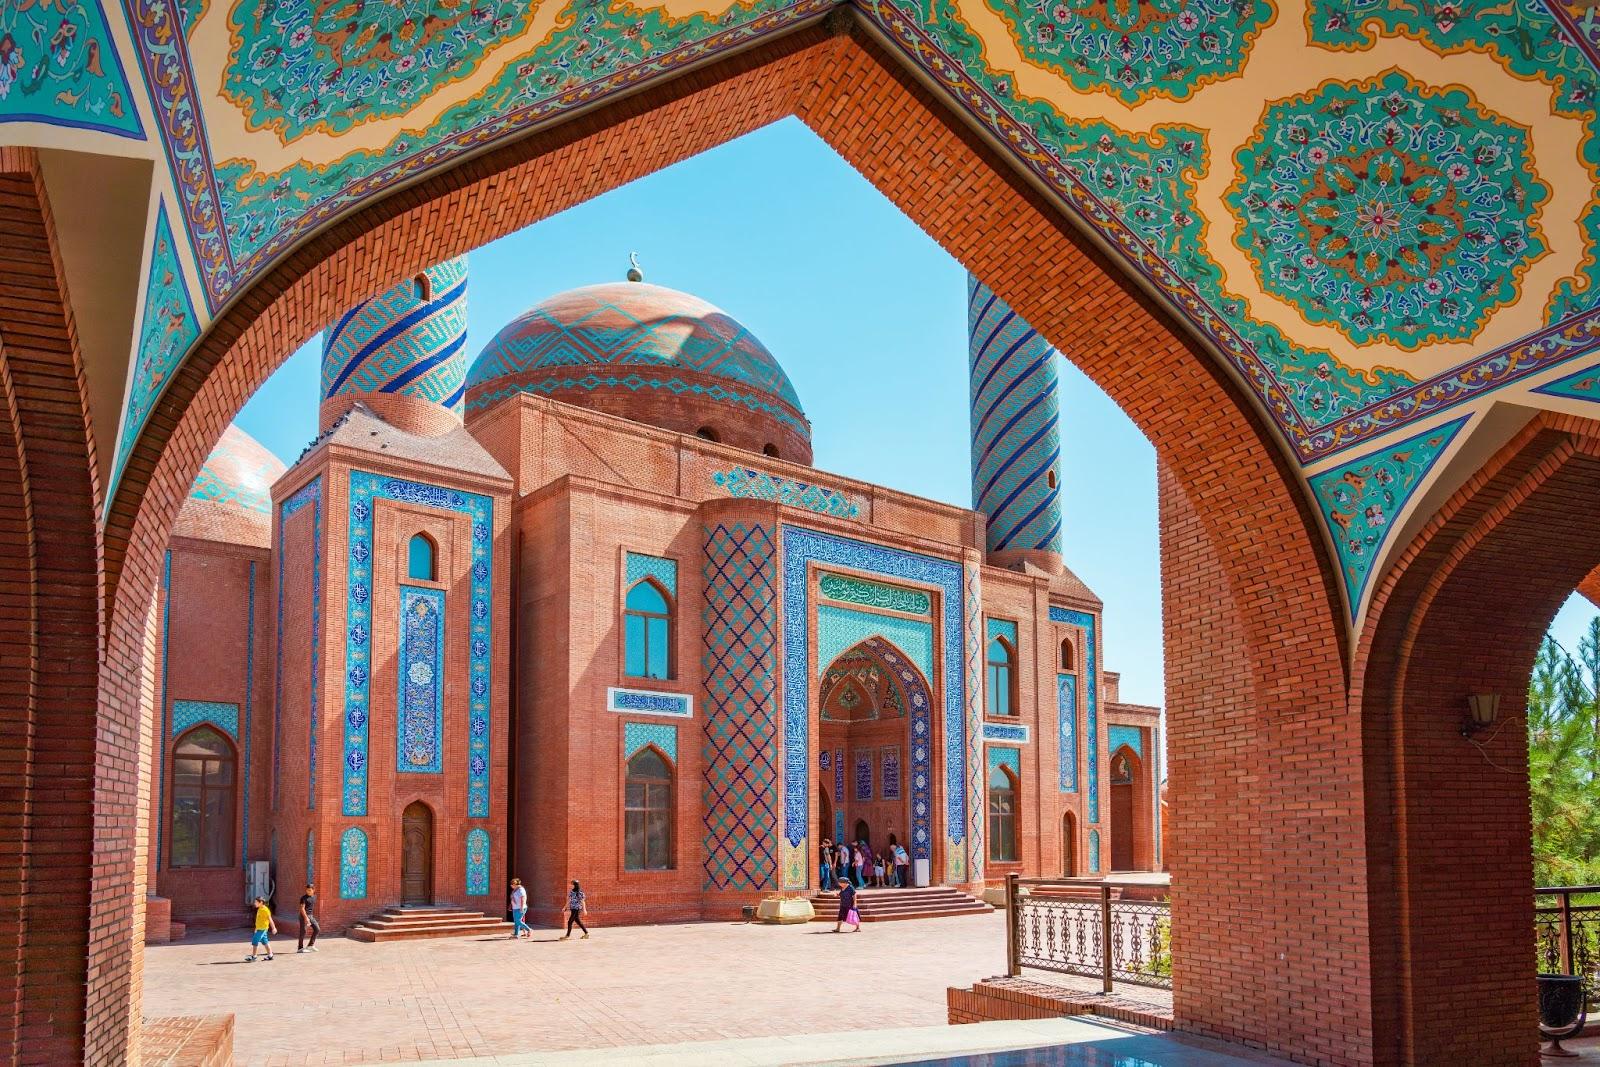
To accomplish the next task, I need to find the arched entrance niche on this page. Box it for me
[1356,411,1600,1066]
[1107,741,1152,873]
[400,801,434,905]
[819,636,931,884]
[1062,811,1077,877]
[84,17,1350,1065]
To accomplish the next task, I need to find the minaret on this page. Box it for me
[320,257,469,435]
[968,274,1064,573]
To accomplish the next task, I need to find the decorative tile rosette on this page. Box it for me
[990,0,1274,103]
[1227,70,1549,349]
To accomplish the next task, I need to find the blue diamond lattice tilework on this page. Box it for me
[625,552,679,598]
[171,700,238,739]
[712,468,861,519]
[700,522,779,892]
[323,259,469,411]
[274,477,322,810]
[339,827,367,900]
[397,586,445,774]
[344,473,493,816]
[625,721,679,762]
[466,828,490,896]
[783,527,966,869]
[1058,675,1079,793]
[1051,607,1100,823]
[969,277,1063,557]
[607,688,693,717]
[1108,725,1144,758]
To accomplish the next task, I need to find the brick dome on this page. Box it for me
[172,425,287,547]
[465,280,812,462]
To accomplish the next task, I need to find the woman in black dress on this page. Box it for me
[833,879,860,933]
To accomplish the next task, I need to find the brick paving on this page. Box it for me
[143,912,1040,1065]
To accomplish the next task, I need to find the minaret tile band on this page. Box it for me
[322,258,469,411]
[967,275,1063,556]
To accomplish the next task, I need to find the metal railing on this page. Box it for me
[1536,885,1600,1003]
[1004,873,1172,991]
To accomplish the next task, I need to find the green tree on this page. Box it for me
[1529,617,1600,886]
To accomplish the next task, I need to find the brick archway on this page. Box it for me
[85,15,1355,1066]
[1355,410,1600,1066]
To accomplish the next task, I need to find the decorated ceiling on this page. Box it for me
[5,0,1600,623]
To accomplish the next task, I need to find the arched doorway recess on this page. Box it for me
[1355,411,1600,1065]
[81,17,1351,1065]
[401,802,434,905]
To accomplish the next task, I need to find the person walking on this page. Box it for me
[833,879,861,933]
[509,878,529,940]
[819,839,836,891]
[246,896,276,961]
[560,879,590,940]
[296,884,320,952]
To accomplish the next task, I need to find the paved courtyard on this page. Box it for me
[145,912,1036,1065]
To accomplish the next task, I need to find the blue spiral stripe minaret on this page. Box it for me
[321,258,469,430]
[968,275,1063,565]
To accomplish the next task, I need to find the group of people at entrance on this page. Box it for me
[819,838,909,890]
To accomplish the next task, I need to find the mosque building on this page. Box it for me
[143,261,1162,936]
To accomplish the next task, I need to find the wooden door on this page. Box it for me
[401,802,433,904]
[1062,813,1076,877]
[1110,784,1134,871]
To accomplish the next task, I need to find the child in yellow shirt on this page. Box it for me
[246,896,277,962]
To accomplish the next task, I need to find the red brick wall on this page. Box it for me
[1355,414,1600,1067]
[82,20,1349,1064]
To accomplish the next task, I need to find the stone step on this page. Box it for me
[348,906,514,942]
[809,885,990,922]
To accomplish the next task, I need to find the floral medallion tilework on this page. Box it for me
[466,828,490,896]
[1058,675,1078,793]
[1534,361,1600,405]
[1050,606,1099,823]
[854,748,873,801]
[0,0,143,137]
[339,827,367,900]
[344,473,493,816]
[397,586,445,774]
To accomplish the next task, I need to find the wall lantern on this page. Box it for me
[1461,694,1500,738]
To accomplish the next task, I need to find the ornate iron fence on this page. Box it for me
[1005,874,1171,991]
[1536,885,1600,1005]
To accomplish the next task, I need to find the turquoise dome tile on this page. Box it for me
[188,424,287,515]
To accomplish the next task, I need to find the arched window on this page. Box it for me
[170,726,235,867]
[414,274,432,302]
[624,748,674,871]
[1059,637,1075,672]
[624,580,673,680]
[763,443,780,458]
[986,636,1016,717]
[695,426,721,443]
[1047,469,1058,489]
[988,763,1018,863]
[408,533,436,581]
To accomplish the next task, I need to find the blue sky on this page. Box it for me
[236,116,1595,710]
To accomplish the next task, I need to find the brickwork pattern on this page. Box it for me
[77,23,1354,1064]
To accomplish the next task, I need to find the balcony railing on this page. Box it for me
[1004,874,1172,991]
[1536,885,1600,1004]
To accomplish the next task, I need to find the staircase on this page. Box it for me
[346,905,514,942]
[810,885,991,922]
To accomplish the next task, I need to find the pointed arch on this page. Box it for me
[623,575,674,680]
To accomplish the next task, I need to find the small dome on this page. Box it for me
[465,280,811,462]
[173,425,287,547]
[320,258,469,434]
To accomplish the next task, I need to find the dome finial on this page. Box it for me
[626,252,643,283]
